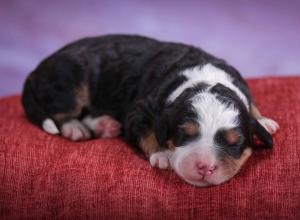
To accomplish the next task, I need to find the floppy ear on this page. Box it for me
[250,117,273,148]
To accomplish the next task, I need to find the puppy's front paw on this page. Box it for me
[150,151,171,170]
[258,117,280,134]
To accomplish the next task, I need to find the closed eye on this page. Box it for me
[175,121,201,146]
[179,120,200,137]
[214,128,246,159]
[214,128,244,147]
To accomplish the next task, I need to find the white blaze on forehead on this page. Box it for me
[167,63,249,110]
[192,92,239,134]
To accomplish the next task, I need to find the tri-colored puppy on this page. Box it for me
[22,35,279,187]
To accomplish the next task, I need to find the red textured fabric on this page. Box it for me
[0,77,299,220]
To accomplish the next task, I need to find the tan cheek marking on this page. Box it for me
[233,147,252,171]
[139,130,159,157]
[183,121,200,136]
[226,129,240,145]
[224,147,252,177]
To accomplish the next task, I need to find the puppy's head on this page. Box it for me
[155,83,272,187]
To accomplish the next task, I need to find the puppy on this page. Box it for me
[22,35,279,187]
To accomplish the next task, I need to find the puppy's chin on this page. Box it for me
[170,148,252,187]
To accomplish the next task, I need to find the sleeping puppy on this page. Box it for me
[22,35,279,187]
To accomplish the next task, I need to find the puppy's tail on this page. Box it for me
[21,76,60,135]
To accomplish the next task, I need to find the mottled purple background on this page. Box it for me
[1,0,300,97]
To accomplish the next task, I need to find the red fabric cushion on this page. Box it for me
[0,76,299,220]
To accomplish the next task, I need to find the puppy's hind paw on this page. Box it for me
[258,117,280,135]
[61,120,91,141]
[82,115,122,138]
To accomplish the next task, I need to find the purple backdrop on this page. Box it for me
[1,0,300,97]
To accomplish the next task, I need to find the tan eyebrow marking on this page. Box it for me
[225,129,240,145]
[182,121,200,136]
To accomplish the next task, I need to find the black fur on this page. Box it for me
[22,34,271,156]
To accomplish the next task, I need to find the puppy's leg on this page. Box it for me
[124,98,172,169]
[250,103,279,134]
[149,150,172,170]
[51,85,92,141]
[140,130,172,170]
[82,115,121,138]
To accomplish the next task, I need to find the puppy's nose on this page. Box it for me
[196,162,216,176]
